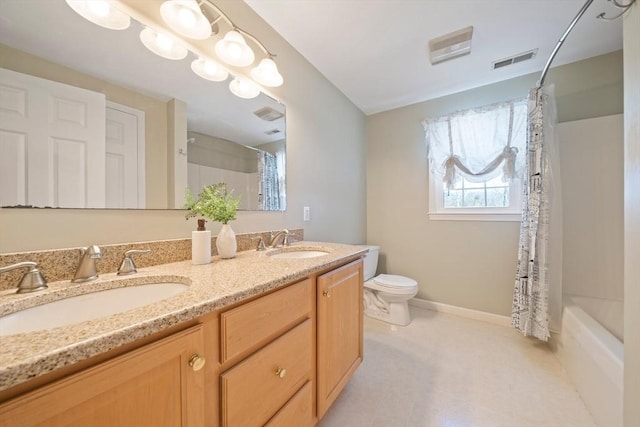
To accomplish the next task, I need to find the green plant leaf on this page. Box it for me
[184,183,240,224]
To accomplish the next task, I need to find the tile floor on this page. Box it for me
[318,307,597,427]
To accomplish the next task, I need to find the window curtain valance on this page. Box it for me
[422,98,528,189]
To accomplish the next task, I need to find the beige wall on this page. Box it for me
[366,52,623,316]
[188,131,259,173]
[559,115,624,302]
[623,3,640,426]
[0,0,367,252]
[0,43,171,209]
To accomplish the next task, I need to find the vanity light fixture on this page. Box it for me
[160,0,212,40]
[229,76,260,99]
[167,0,284,86]
[66,0,284,99]
[140,27,188,60]
[64,0,130,30]
[191,57,229,81]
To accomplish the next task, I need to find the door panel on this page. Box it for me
[0,68,105,208]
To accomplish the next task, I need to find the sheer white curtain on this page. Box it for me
[422,99,527,188]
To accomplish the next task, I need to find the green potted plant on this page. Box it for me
[185,183,241,259]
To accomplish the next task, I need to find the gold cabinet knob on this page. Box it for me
[188,354,206,372]
[322,290,331,297]
[275,367,287,379]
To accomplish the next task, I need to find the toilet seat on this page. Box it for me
[365,274,418,295]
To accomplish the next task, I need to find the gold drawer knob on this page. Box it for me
[188,354,206,372]
[322,290,331,297]
[275,367,287,379]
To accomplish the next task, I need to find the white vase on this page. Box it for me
[216,223,237,259]
[191,230,212,265]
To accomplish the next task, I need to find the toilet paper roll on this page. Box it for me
[192,230,212,265]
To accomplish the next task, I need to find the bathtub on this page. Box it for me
[554,299,623,427]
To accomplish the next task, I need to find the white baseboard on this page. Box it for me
[409,297,511,327]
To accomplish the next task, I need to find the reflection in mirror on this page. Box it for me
[0,0,286,211]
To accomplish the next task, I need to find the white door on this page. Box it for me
[105,102,145,208]
[0,68,106,208]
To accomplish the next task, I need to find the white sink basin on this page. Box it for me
[269,250,329,259]
[0,282,188,336]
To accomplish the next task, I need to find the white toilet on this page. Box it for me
[362,245,418,326]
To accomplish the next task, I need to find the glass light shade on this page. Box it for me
[215,31,255,67]
[250,58,283,87]
[160,0,212,40]
[191,58,228,82]
[140,27,188,60]
[65,0,130,30]
[229,77,260,99]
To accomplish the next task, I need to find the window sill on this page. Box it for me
[428,212,521,222]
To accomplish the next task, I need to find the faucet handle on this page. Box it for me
[252,236,267,251]
[283,233,295,246]
[0,261,48,294]
[117,249,151,276]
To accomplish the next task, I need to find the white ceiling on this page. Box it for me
[244,0,624,115]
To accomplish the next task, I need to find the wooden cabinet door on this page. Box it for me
[316,259,364,418]
[0,325,206,427]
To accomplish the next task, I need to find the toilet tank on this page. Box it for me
[361,245,379,281]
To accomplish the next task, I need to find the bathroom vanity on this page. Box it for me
[0,243,365,426]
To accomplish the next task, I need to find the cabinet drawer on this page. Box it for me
[220,278,311,364]
[221,319,312,427]
[265,381,313,427]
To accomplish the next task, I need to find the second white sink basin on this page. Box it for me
[0,282,189,336]
[269,250,329,259]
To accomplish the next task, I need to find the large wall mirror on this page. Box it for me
[0,0,286,211]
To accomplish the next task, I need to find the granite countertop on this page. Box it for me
[0,242,366,392]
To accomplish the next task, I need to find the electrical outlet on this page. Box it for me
[303,206,311,222]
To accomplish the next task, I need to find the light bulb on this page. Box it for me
[251,58,283,87]
[160,0,212,40]
[156,32,174,52]
[204,61,218,75]
[227,43,242,61]
[65,0,130,30]
[178,7,196,28]
[215,31,255,67]
[191,58,228,82]
[140,27,187,60]
[87,0,110,17]
[229,76,260,99]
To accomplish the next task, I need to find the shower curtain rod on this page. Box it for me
[537,0,594,88]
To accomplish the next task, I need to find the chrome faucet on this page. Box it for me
[268,229,292,248]
[252,236,267,251]
[117,249,151,276]
[0,261,48,293]
[72,245,102,283]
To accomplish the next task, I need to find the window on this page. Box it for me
[423,98,526,221]
[429,170,522,221]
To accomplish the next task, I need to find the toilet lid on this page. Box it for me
[373,274,417,289]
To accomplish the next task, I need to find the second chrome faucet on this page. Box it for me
[269,229,293,248]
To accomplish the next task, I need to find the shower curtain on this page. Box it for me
[512,85,562,341]
[257,150,281,211]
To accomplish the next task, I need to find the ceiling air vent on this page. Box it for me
[428,26,473,65]
[492,49,538,70]
[254,107,284,121]
[264,129,281,135]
